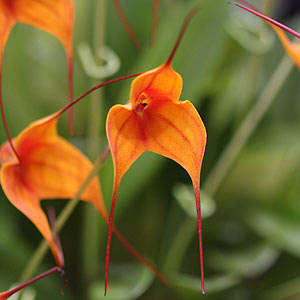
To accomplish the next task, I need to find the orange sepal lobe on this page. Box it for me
[0,0,74,56]
[0,113,105,267]
[130,64,182,105]
[106,64,207,294]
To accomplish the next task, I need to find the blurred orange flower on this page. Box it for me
[231,1,300,69]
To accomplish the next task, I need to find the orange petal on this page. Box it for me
[129,64,183,105]
[0,114,103,266]
[106,75,207,293]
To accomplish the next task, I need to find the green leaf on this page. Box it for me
[208,244,279,277]
[248,208,300,258]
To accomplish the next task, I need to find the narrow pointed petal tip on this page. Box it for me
[230,1,300,69]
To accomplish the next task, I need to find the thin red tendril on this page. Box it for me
[53,72,143,121]
[165,7,200,66]
[229,1,300,40]
[48,206,65,267]
[67,56,74,135]
[0,67,20,161]
[112,0,142,50]
[0,267,63,299]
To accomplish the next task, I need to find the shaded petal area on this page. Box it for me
[0,2,14,57]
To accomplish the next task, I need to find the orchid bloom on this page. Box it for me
[105,9,207,294]
[0,0,75,162]
[231,1,300,70]
[0,75,168,283]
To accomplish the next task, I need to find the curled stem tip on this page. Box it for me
[112,0,142,50]
[165,6,200,66]
[229,1,300,40]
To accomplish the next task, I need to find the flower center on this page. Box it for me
[134,93,150,113]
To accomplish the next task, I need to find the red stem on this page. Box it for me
[112,0,142,50]
[48,206,65,267]
[150,0,160,47]
[194,183,205,294]
[104,182,119,296]
[0,66,20,161]
[0,267,62,299]
[67,56,74,135]
[53,72,143,121]
[165,7,200,66]
[229,1,300,40]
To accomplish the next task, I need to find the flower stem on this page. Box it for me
[1,267,62,300]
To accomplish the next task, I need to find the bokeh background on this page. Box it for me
[0,0,300,299]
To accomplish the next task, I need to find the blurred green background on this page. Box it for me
[1,0,300,299]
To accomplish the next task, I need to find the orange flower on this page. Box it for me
[105,9,207,295]
[0,0,74,161]
[230,1,300,69]
[0,75,168,283]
